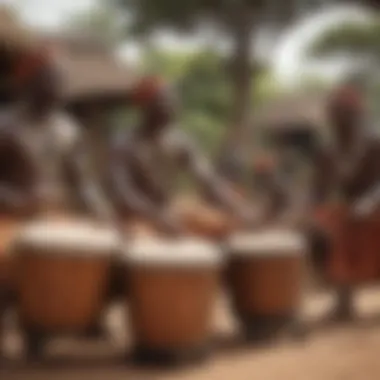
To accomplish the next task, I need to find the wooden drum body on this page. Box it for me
[13,221,117,356]
[312,204,380,285]
[126,239,222,365]
[0,218,20,295]
[227,230,305,340]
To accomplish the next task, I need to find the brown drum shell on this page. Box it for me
[314,205,380,285]
[15,252,110,332]
[0,218,20,293]
[127,267,219,350]
[228,254,303,317]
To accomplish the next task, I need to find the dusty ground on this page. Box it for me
[2,288,380,380]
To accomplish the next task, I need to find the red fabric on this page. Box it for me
[13,48,52,88]
[131,76,167,106]
[329,86,364,113]
[314,205,380,284]
[253,155,276,173]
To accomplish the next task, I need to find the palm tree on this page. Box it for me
[308,19,380,63]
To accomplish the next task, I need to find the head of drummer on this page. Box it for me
[327,78,366,144]
[131,76,179,138]
[253,154,277,186]
[13,47,63,118]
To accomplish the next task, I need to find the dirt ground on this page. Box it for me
[2,288,380,380]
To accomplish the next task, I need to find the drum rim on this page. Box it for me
[12,221,121,257]
[124,238,224,268]
[227,230,306,257]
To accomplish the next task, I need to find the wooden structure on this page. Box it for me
[253,91,329,157]
[0,6,39,105]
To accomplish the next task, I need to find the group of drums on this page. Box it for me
[0,216,305,366]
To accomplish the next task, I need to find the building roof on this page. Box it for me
[0,6,38,53]
[254,91,329,133]
[43,33,135,104]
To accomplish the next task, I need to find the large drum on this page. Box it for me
[125,238,222,365]
[0,217,19,295]
[227,229,305,340]
[311,204,380,285]
[12,221,118,357]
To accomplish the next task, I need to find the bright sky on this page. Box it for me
[4,0,373,86]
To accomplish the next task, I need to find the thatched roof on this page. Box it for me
[0,6,38,52]
[254,91,329,133]
[43,33,135,104]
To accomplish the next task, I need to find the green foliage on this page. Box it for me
[64,3,125,45]
[112,0,265,35]
[308,19,380,59]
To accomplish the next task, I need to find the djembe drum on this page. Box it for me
[227,229,305,341]
[0,217,20,295]
[12,221,118,358]
[125,238,222,366]
[0,217,20,354]
[312,204,380,285]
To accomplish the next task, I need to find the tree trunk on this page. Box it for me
[217,7,257,180]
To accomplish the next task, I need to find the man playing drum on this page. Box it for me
[308,78,380,321]
[0,48,113,220]
[109,77,256,235]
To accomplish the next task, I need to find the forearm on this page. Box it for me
[80,180,115,221]
[352,182,380,215]
[111,165,163,221]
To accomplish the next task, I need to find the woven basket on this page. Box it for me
[127,268,219,350]
[228,254,303,318]
[15,249,111,332]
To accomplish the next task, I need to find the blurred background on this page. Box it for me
[1,1,380,379]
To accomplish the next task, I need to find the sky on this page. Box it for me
[4,0,374,86]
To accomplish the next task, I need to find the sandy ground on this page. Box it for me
[2,288,380,380]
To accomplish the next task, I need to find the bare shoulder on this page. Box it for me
[53,112,81,143]
[164,129,197,156]
[110,127,136,157]
[0,108,21,141]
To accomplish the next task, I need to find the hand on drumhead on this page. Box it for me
[351,197,376,219]
[158,212,186,238]
[234,206,264,229]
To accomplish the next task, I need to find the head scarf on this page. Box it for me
[12,47,54,90]
[328,85,365,113]
[131,76,169,106]
[253,155,276,173]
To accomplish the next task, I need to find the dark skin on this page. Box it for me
[0,124,41,216]
[309,92,380,321]
[110,93,255,235]
[5,67,113,221]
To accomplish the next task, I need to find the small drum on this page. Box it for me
[312,204,380,285]
[227,229,305,340]
[125,238,222,365]
[12,221,118,357]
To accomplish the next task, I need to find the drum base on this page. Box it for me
[24,328,47,360]
[240,314,303,342]
[131,342,211,367]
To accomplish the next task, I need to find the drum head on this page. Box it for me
[13,221,120,257]
[125,238,222,268]
[228,229,305,257]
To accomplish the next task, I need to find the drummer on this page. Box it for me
[251,154,292,223]
[0,48,113,220]
[109,76,256,235]
[308,78,380,321]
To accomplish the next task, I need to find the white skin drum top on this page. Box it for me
[13,221,120,256]
[228,230,306,257]
[125,238,223,268]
